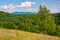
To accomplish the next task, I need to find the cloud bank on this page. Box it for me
[16,1,36,8]
[0,1,36,12]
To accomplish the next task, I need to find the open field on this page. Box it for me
[0,28,60,40]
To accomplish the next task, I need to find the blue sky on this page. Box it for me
[0,0,60,13]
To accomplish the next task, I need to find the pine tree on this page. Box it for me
[43,6,56,35]
[37,5,56,35]
[37,5,46,33]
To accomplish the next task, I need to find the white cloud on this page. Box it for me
[49,4,60,13]
[0,4,15,10]
[0,1,36,12]
[1,5,8,10]
[17,1,36,8]
[8,4,15,9]
[0,4,15,12]
[41,1,60,13]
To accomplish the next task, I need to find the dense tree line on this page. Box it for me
[0,5,60,37]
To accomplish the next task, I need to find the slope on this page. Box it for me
[0,28,60,40]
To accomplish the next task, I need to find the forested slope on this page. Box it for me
[0,7,60,37]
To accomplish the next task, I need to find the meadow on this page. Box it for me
[0,28,60,40]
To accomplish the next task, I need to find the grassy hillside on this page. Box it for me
[0,28,60,40]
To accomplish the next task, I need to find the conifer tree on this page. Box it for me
[37,5,56,34]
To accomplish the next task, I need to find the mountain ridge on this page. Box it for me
[12,12,37,14]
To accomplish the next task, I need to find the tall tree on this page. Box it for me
[37,5,56,35]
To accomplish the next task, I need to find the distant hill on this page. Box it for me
[0,11,37,22]
[12,12,37,14]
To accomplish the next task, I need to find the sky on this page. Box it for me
[0,0,60,13]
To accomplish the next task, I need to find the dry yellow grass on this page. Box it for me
[0,28,60,40]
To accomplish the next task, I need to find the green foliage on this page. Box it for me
[0,22,17,29]
[0,5,60,37]
[37,5,56,35]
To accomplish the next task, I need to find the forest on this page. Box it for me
[0,6,60,37]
